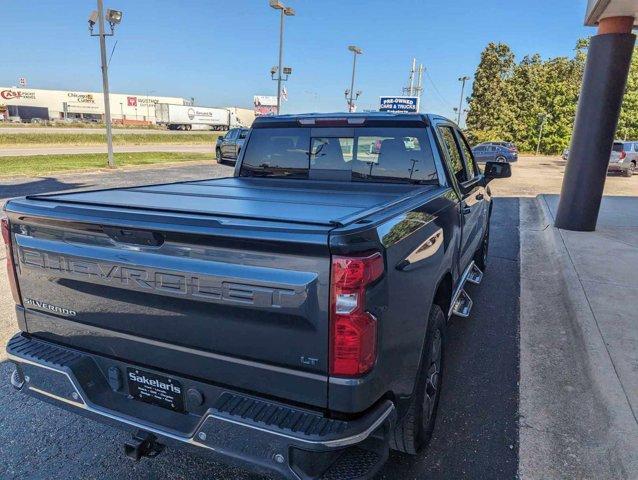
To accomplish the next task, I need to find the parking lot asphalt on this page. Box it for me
[0,161,520,479]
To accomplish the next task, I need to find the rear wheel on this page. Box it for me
[390,304,445,454]
[216,148,222,163]
[624,161,636,177]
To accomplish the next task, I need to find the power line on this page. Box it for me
[425,69,455,109]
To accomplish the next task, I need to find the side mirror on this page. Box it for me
[484,161,511,180]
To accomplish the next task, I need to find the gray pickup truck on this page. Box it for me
[216,127,249,164]
[3,113,509,480]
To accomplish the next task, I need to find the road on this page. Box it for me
[0,161,519,479]
[0,127,213,134]
[0,144,214,157]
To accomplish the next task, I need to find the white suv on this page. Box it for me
[608,141,638,177]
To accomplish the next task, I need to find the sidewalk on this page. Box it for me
[519,194,638,479]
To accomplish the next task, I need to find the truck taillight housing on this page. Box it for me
[330,252,384,376]
[1,217,22,305]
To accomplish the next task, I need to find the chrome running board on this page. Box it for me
[449,261,483,318]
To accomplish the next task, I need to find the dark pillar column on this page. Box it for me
[555,17,635,231]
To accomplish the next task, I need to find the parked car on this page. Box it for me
[472,143,518,163]
[215,127,249,164]
[3,112,510,480]
[481,141,518,153]
[608,140,638,177]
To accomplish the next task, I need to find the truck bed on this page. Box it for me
[26,177,426,227]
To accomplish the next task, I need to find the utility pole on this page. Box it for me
[402,58,425,111]
[269,1,294,115]
[89,2,122,168]
[346,45,363,112]
[457,75,470,125]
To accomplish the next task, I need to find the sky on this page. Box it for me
[0,0,592,117]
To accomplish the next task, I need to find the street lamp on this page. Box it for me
[269,0,295,115]
[536,113,548,155]
[346,45,363,112]
[88,1,123,168]
[457,75,470,125]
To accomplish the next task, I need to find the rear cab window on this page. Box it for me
[240,126,439,184]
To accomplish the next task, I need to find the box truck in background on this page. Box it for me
[155,104,242,131]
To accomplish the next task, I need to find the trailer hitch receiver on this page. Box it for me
[124,431,165,461]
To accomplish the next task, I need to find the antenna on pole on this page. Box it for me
[403,58,425,111]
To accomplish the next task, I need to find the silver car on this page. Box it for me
[608,141,638,177]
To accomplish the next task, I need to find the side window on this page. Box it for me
[455,131,476,180]
[633,143,638,152]
[438,126,469,183]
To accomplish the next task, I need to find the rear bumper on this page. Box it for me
[6,333,395,480]
[607,162,630,172]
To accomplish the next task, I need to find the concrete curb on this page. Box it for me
[519,195,638,479]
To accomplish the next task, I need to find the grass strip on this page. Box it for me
[0,152,215,177]
[0,132,221,146]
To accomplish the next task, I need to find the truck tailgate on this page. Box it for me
[6,178,415,409]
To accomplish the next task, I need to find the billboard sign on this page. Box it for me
[254,95,277,116]
[379,96,419,113]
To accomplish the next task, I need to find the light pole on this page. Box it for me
[457,75,469,125]
[536,114,548,155]
[88,2,122,168]
[269,0,294,115]
[345,45,363,112]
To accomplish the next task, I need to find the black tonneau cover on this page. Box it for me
[28,177,428,227]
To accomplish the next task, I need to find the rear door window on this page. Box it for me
[455,130,477,180]
[438,125,469,183]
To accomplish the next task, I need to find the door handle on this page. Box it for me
[462,206,471,214]
[476,193,484,200]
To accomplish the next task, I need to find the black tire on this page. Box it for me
[216,148,222,163]
[390,304,446,455]
[624,161,636,177]
[496,155,507,163]
[474,222,490,271]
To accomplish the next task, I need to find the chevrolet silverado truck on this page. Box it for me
[3,113,510,480]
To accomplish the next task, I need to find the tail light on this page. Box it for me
[1,217,22,305]
[330,252,384,376]
[620,150,627,160]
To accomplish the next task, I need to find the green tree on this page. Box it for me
[466,39,589,154]
[617,45,638,140]
[465,43,516,143]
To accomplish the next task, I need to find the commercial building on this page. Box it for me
[0,86,255,127]
[0,86,189,123]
